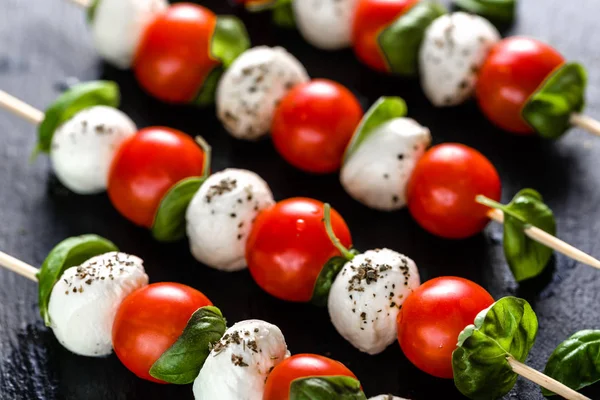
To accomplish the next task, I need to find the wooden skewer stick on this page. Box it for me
[0,251,38,282]
[486,208,600,270]
[570,113,600,137]
[0,90,44,125]
[507,356,590,400]
[68,0,90,8]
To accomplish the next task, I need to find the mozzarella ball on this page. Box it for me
[216,46,309,140]
[193,320,288,400]
[90,0,168,68]
[186,168,274,271]
[340,118,431,211]
[328,249,420,355]
[369,396,410,400]
[50,106,137,195]
[292,0,358,50]
[420,12,500,107]
[48,252,148,357]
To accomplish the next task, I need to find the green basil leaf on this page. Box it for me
[344,97,407,162]
[290,376,367,400]
[453,0,516,24]
[311,251,358,307]
[212,16,251,69]
[151,177,206,242]
[38,234,118,326]
[500,189,556,281]
[245,0,277,12]
[192,66,224,107]
[272,0,295,28]
[87,0,101,24]
[36,80,120,155]
[378,1,447,76]
[543,330,600,396]
[150,306,227,384]
[452,296,538,400]
[522,63,587,139]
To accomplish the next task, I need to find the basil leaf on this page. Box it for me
[192,66,224,107]
[453,0,516,24]
[212,16,251,69]
[37,80,120,155]
[245,0,277,11]
[290,376,367,400]
[151,177,206,242]
[150,306,227,384]
[522,63,587,139]
[543,330,600,396]
[311,253,357,307]
[272,0,295,28]
[344,97,407,162]
[378,1,447,76]
[87,0,101,24]
[453,296,538,400]
[38,234,118,326]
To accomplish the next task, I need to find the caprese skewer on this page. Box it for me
[0,237,373,399]
[340,96,600,280]
[67,0,250,105]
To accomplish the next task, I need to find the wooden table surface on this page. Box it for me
[1,0,600,399]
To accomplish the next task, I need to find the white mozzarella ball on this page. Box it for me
[340,118,431,211]
[369,396,410,400]
[50,106,137,195]
[90,0,168,68]
[48,252,148,357]
[292,0,359,50]
[186,168,274,271]
[216,46,309,140]
[193,320,288,400]
[328,249,420,355]
[420,12,500,107]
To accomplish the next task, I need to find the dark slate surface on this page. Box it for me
[1,0,600,399]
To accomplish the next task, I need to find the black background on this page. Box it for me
[1,0,600,399]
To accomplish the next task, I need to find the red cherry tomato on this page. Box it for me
[272,79,363,174]
[407,143,501,239]
[263,354,357,400]
[397,277,494,379]
[246,198,352,302]
[352,0,420,72]
[133,3,219,103]
[108,127,205,228]
[476,36,565,134]
[112,282,212,383]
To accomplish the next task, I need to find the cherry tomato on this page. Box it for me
[397,277,494,379]
[108,127,205,228]
[407,143,501,239]
[476,36,565,134]
[272,79,363,174]
[352,0,420,72]
[112,282,212,383]
[134,3,219,103]
[264,354,357,400]
[246,198,352,302]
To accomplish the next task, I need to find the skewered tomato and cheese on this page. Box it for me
[88,0,168,69]
[86,2,250,105]
[186,168,275,271]
[193,320,288,399]
[340,98,431,211]
[328,248,420,354]
[48,251,148,357]
[217,46,309,140]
